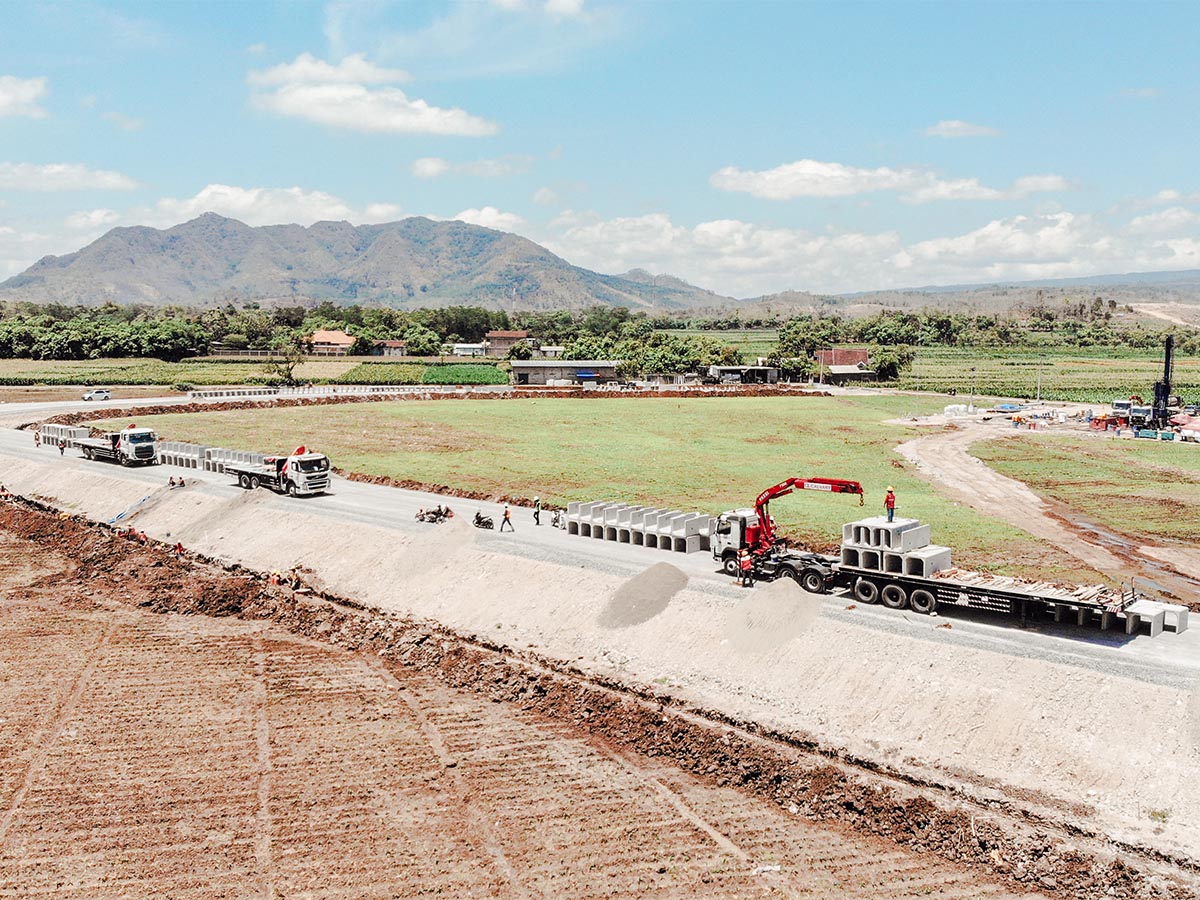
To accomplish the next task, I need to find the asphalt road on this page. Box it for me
[2,399,1198,690]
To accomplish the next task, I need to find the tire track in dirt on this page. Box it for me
[251,632,275,900]
[0,613,116,848]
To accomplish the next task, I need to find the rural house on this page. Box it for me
[308,329,356,356]
[371,339,408,357]
[484,330,531,357]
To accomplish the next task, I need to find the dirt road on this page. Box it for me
[897,420,1200,600]
[0,529,1046,900]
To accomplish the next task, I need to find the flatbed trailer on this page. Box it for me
[227,451,330,497]
[76,427,159,466]
[817,516,1189,638]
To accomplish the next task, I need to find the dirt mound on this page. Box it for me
[598,562,688,628]
[725,578,822,654]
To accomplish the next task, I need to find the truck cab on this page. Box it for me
[273,451,330,495]
[712,508,762,574]
[79,426,159,465]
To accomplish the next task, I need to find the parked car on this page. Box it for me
[82,389,112,401]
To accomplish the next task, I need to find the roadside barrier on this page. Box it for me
[564,501,714,554]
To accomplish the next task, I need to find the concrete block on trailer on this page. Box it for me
[883,552,904,575]
[859,549,881,571]
[903,545,952,578]
[841,547,859,567]
[893,524,931,552]
[842,516,921,547]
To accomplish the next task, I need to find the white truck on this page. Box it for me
[77,426,160,466]
[227,447,331,496]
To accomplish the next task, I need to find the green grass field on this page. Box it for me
[972,433,1200,544]
[892,347,1200,404]
[98,393,1084,578]
[0,357,361,386]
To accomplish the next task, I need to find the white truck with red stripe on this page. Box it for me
[226,446,330,497]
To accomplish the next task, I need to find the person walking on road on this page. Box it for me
[58,439,66,456]
[500,504,514,532]
[33,430,40,449]
[885,486,896,523]
[533,496,541,526]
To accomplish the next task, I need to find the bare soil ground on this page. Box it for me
[0,519,1057,900]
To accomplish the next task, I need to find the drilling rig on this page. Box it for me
[1151,335,1177,429]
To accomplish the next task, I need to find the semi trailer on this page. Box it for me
[76,426,159,466]
[227,446,330,496]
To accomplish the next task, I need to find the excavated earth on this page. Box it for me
[0,497,1194,899]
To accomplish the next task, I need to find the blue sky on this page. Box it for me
[2,0,1199,296]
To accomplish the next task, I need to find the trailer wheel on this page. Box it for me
[881,583,908,609]
[286,481,298,497]
[801,569,826,594]
[853,578,879,604]
[238,474,252,489]
[722,554,740,576]
[249,476,261,490]
[910,589,937,615]
[84,448,94,460]
[119,454,129,467]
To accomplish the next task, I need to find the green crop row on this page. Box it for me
[421,364,509,385]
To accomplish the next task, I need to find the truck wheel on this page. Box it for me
[853,578,879,604]
[801,570,826,594]
[119,455,129,467]
[239,474,252,489]
[249,476,261,490]
[286,481,298,497]
[910,589,938,615]
[722,554,740,576]
[881,584,908,610]
[84,448,93,460]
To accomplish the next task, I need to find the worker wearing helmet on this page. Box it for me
[533,496,541,525]
[885,486,896,523]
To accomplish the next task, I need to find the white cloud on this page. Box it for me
[248,52,410,86]
[246,42,267,54]
[544,0,587,19]
[411,155,531,178]
[540,206,1200,295]
[711,158,1069,204]
[0,162,137,191]
[532,186,560,206]
[1146,188,1200,207]
[1120,87,1161,99]
[102,111,143,131]
[923,119,1000,138]
[453,206,525,230]
[489,0,528,8]
[65,208,119,230]
[249,54,496,137]
[0,75,49,118]
[147,183,395,227]
[1126,207,1200,235]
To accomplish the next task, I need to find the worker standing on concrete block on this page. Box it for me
[885,486,896,523]
[500,504,514,532]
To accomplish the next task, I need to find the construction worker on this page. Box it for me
[58,439,66,456]
[500,504,514,532]
[173,542,184,559]
[533,496,541,525]
[33,430,40,448]
[885,486,896,523]
[738,549,755,587]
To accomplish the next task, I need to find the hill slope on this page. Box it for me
[0,214,733,311]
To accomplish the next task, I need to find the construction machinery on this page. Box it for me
[228,446,330,496]
[711,477,864,590]
[1152,334,1177,429]
[77,425,159,466]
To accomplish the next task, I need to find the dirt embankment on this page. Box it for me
[0,496,1192,900]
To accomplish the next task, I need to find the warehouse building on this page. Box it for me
[510,360,620,386]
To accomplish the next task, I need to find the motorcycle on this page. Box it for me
[417,506,454,524]
[550,508,562,529]
[473,511,494,530]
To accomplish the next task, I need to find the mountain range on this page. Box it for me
[4,213,1200,314]
[0,213,733,311]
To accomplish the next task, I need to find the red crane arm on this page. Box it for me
[752,477,864,552]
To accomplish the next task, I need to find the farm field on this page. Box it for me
[103,394,1084,579]
[0,356,361,386]
[890,346,1200,404]
[971,431,1200,545]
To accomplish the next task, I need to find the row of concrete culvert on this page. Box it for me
[38,425,266,473]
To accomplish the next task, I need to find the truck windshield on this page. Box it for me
[295,458,328,472]
[128,433,156,444]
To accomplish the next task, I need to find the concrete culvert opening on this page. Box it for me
[726,577,822,654]
[598,562,688,628]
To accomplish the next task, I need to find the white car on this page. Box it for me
[82,389,112,401]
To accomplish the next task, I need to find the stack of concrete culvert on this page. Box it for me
[840,517,952,577]
[38,424,90,447]
[564,501,714,554]
[158,441,209,468]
